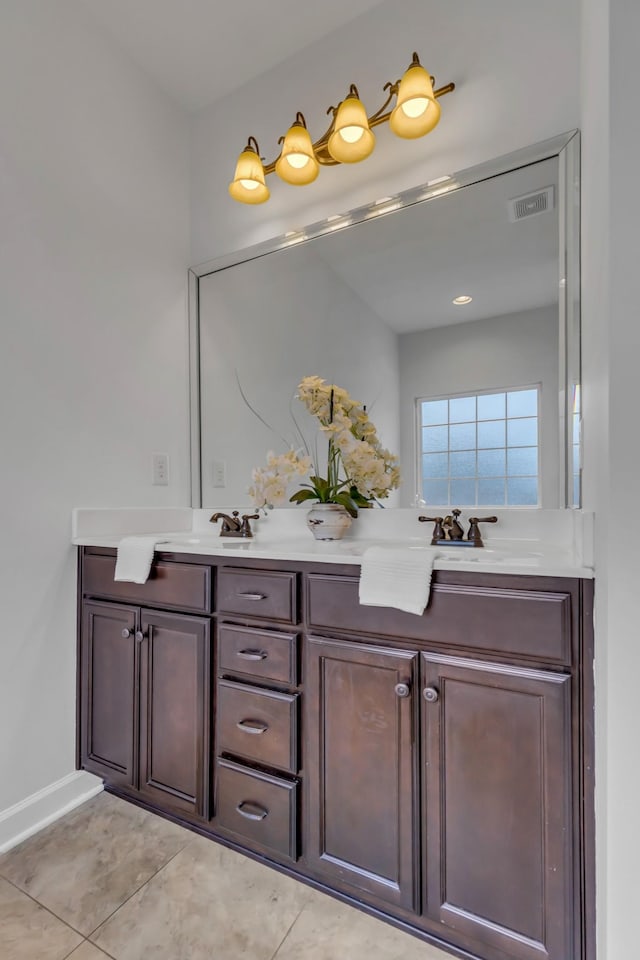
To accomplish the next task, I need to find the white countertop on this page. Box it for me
[72,508,594,579]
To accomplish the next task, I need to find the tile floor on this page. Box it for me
[0,791,449,959]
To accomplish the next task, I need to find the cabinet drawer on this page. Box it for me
[215,758,298,861]
[217,568,298,625]
[218,624,298,685]
[307,573,572,664]
[217,680,298,773]
[82,553,212,614]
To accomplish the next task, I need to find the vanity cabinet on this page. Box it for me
[79,552,211,820]
[305,637,419,911]
[421,653,573,960]
[76,548,593,960]
[213,566,302,863]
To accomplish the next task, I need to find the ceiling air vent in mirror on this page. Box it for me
[508,185,555,222]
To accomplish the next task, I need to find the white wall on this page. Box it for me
[0,1,190,812]
[198,246,399,505]
[190,0,580,264]
[581,0,640,956]
[398,306,559,507]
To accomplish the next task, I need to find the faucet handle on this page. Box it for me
[240,513,260,538]
[467,516,498,547]
[418,515,445,544]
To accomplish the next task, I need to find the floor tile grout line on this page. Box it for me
[60,938,112,960]
[0,873,87,940]
[0,826,194,943]
[85,835,198,943]
[266,893,313,960]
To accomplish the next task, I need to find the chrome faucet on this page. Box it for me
[210,510,259,538]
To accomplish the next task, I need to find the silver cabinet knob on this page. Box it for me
[135,631,145,643]
[423,686,440,703]
[395,682,411,698]
[121,628,133,639]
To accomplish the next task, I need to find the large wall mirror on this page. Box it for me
[190,131,580,510]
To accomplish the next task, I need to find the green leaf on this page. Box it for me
[349,486,373,508]
[289,489,318,504]
[310,475,329,496]
[332,492,359,518]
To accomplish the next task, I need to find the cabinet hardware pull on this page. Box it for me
[121,628,133,639]
[135,631,146,643]
[394,682,411,698]
[237,649,268,661]
[236,719,269,735]
[423,686,440,703]
[236,801,268,821]
[237,592,267,601]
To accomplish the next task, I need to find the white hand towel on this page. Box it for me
[114,536,168,584]
[359,546,438,616]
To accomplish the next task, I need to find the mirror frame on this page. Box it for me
[188,130,581,509]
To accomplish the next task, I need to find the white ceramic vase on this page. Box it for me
[306,503,353,540]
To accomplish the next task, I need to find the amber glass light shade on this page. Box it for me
[389,53,440,139]
[327,88,375,163]
[228,140,270,204]
[275,116,319,185]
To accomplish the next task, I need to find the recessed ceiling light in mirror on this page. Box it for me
[453,295,473,305]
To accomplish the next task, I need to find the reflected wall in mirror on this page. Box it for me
[191,133,580,511]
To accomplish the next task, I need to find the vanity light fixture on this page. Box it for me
[228,52,455,205]
[452,295,473,305]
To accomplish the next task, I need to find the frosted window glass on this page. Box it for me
[450,450,476,477]
[423,479,448,504]
[423,452,448,478]
[422,425,448,453]
[478,478,506,505]
[449,396,476,423]
[507,477,538,505]
[477,448,506,477]
[449,422,475,450]
[507,446,538,477]
[422,399,448,426]
[477,420,505,448]
[477,393,505,420]
[507,389,538,418]
[450,478,476,505]
[507,417,537,447]
[418,386,539,508]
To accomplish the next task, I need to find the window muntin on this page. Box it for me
[418,386,540,507]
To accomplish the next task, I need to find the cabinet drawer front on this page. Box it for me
[218,624,298,685]
[82,553,212,614]
[215,758,298,861]
[218,568,297,625]
[217,680,298,773]
[307,573,571,664]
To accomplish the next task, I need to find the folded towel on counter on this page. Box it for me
[358,546,438,616]
[114,536,168,584]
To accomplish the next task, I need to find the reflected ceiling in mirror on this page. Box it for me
[191,134,580,512]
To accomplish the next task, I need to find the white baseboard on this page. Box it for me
[0,771,103,853]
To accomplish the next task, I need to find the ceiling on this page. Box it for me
[310,156,559,333]
[81,0,386,111]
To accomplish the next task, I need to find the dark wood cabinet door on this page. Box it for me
[138,609,210,818]
[306,636,419,911]
[81,601,138,787]
[422,652,572,960]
